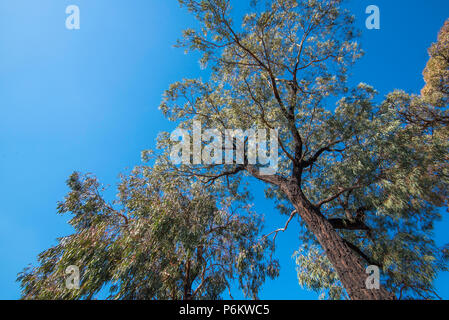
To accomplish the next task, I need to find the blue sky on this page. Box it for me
[0,0,448,300]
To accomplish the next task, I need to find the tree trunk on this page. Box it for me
[282,181,395,300]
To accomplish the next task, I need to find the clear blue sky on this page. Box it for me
[0,0,448,300]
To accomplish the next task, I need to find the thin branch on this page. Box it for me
[315,184,363,209]
[204,166,245,185]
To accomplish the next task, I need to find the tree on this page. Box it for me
[423,19,449,108]
[17,167,279,300]
[397,19,449,129]
[156,0,449,299]
[18,0,448,301]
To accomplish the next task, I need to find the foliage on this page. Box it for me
[397,19,449,128]
[294,244,347,300]
[17,167,279,300]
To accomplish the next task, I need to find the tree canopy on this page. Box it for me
[156,0,449,299]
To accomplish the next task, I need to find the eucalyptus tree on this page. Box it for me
[17,167,278,300]
[396,19,449,129]
[157,0,449,299]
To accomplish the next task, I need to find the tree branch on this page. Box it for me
[343,239,382,268]
[301,139,345,168]
[315,184,363,209]
[246,165,287,187]
[263,210,297,244]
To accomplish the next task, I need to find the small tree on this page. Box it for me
[156,0,449,299]
[17,167,278,300]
